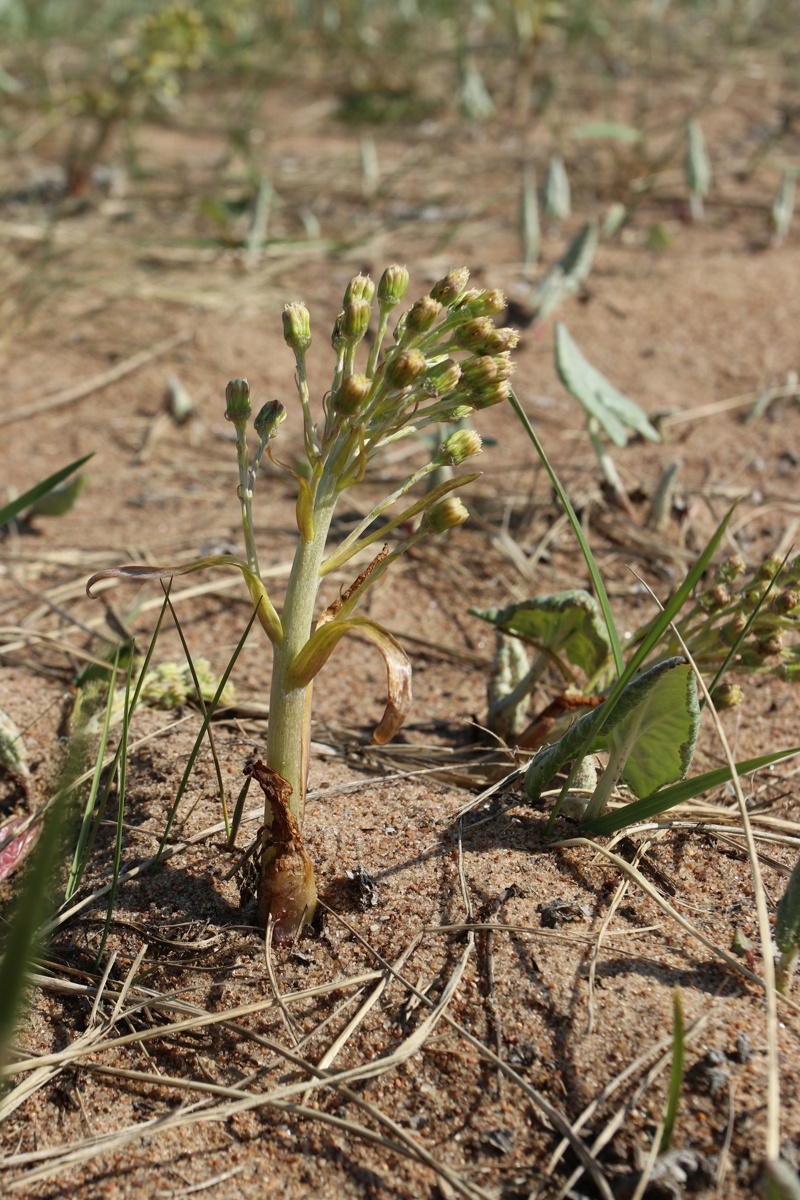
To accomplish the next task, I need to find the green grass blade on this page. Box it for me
[0,737,87,1066]
[155,601,262,863]
[162,585,230,838]
[509,388,623,675]
[0,453,94,527]
[65,647,120,901]
[584,745,800,835]
[63,593,172,900]
[93,655,134,968]
[660,987,685,1152]
[228,772,253,849]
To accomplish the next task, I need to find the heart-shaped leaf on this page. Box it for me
[471,590,611,681]
[605,658,699,799]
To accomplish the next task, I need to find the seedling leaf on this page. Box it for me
[555,323,660,447]
[532,220,598,323]
[0,453,93,528]
[569,121,642,142]
[471,590,612,681]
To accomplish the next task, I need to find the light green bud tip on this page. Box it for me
[344,274,375,305]
[757,554,783,581]
[225,378,251,424]
[340,298,371,342]
[441,428,482,465]
[282,303,311,353]
[254,399,287,439]
[430,267,470,306]
[710,681,744,710]
[378,263,409,307]
[471,379,512,409]
[455,287,507,318]
[386,348,427,389]
[427,358,462,395]
[334,373,371,415]
[425,497,469,534]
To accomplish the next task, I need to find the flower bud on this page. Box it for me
[454,287,506,317]
[472,379,512,409]
[717,554,745,582]
[340,298,371,342]
[453,317,496,351]
[377,263,409,307]
[776,588,800,615]
[756,554,783,581]
[710,681,744,710]
[757,633,784,656]
[459,355,498,390]
[430,267,470,306]
[492,351,515,381]
[426,358,462,395]
[424,497,469,534]
[254,399,286,440]
[386,348,427,389]
[439,403,475,422]
[744,580,770,607]
[721,613,747,644]
[282,303,311,353]
[440,429,482,465]
[343,274,374,305]
[481,326,520,354]
[699,584,731,612]
[404,296,443,334]
[225,377,251,424]
[333,373,371,416]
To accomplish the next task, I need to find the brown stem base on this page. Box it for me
[247,761,317,943]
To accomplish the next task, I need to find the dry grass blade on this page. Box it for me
[0,970,387,1080]
[3,937,487,1199]
[548,1002,717,1200]
[0,333,193,428]
[553,837,800,1016]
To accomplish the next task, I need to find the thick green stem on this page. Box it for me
[265,494,337,820]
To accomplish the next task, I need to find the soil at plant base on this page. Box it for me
[1,47,799,1200]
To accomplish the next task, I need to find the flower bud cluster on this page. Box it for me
[674,551,800,693]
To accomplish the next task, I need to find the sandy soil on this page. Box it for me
[1,32,799,1200]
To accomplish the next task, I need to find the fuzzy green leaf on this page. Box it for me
[471,590,611,680]
[532,221,598,323]
[775,857,800,955]
[523,657,691,803]
[607,660,699,799]
[569,121,642,142]
[555,323,660,447]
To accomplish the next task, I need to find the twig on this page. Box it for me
[0,332,193,428]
